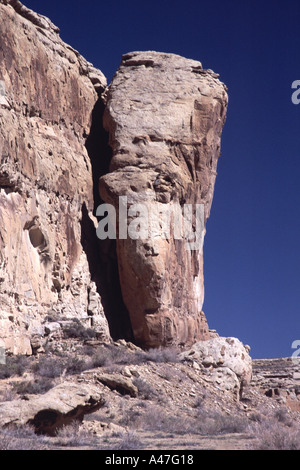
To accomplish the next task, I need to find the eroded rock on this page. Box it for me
[180,336,252,399]
[0,382,105,435]
[100,51,228,348]
[96,372,138,397]
[0,0,110,353]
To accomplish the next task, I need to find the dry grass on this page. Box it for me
[0,422,98,450]
[113,430,144,450]
[195,409,248,435]
[132,377,158,400]
[0,355,32,379]
[12,378,54,395]
[142,347,180,364]
[113,401,248,437]
[250,422,300,450]
[0,425,48,450]
[249,409,300,450]
[61,319,98,341]
[54,422,98,447]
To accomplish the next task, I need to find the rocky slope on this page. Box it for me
[251,357,300,411]
[0,334,299,450]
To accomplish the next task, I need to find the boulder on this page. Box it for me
[0,382,105,435]
[96,372,138,397]
[44,322,61,337]
[180,336,252,399]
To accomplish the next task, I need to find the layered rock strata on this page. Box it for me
[0,0,110,354]
[252,358,300,411]
[100,51,228,348]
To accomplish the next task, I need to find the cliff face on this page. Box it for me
[0,0,110,354]
[100,52,228,347]
[0,2,228,353]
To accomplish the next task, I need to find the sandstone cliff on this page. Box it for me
[2,3,300,453]
[0,1,228,353]
[100,51,228,347]
[0,0,110,354]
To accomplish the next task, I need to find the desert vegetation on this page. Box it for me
[0,402,299,450]
[0,323,300,450]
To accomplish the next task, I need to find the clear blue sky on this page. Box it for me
[23,0,300,359]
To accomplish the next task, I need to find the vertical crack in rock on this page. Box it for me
[100,51,228,348]
[84,98,133,341]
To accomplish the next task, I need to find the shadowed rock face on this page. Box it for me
[100,51,228,348]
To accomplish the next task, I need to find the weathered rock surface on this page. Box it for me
[251,357,300,411]
[0,0,110,354]
[180,336,252,399]
[95,372,138,397]
[100,51,228,348]
[0,2,229,354]
[0,382,105,435]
